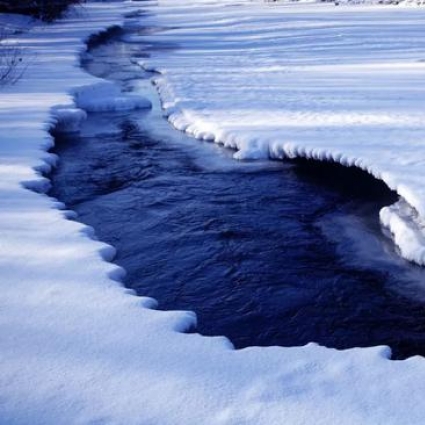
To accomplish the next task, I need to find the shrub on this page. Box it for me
[0,0,85,22]
[0,30,26,86]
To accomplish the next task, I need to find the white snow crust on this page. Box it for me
[74,81,151,112]
[2,1,425,424]
[138,0,425,266]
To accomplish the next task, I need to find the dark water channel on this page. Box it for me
[49,24,425,360]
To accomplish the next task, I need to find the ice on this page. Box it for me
[2,1,425,424]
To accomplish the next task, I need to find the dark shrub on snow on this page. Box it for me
[0,0,85,22]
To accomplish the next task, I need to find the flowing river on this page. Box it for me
[49,23,425,360]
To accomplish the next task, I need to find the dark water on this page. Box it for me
[49,24,425,360]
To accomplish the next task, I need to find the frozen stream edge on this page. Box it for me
[137,0,425,267]
[3,1,425,424]
[150,76,425,266]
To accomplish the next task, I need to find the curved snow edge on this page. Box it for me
[38,6,196,333]
[147,74,425,266]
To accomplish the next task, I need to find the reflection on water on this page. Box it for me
[49,23,425,359]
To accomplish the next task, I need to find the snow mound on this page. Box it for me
[380,199,425,265]
[73,81,151,112]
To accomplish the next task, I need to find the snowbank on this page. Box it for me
[139,0,425,266]
[2,1,425,424]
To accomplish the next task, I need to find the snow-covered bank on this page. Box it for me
[137,0,425,265]
[3,1,425,424]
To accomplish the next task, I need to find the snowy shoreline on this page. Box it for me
[137,0,425,267]
[2,1,425,424]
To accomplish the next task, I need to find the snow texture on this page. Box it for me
[138,0,425,266]
[2,1,425,424]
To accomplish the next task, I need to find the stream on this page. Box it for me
[49,23,425,360]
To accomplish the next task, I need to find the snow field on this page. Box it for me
[2,1,425,424]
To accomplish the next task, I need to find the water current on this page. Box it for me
[49,23,425,360]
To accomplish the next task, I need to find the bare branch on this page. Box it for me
[0,30,27,87]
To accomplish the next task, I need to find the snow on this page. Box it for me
[0,13,35,35]
[73,81,151,112]
[137,0,425,266]
[2,1,425,424]
[51,105,87,133]
[380,200,425,264]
